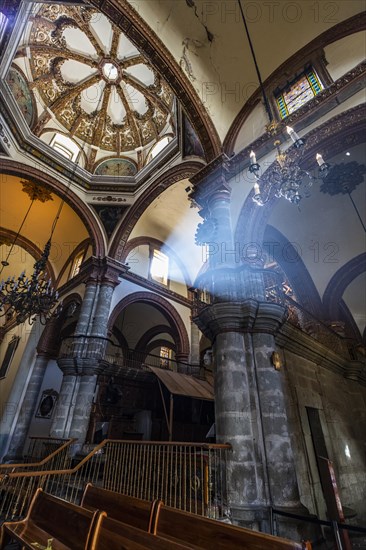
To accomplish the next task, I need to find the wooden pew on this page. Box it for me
[89,514,199,550]
[81,483,156,532]
[153,502,307,550]
[0,488,101,550]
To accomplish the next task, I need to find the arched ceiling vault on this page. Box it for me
[115,0,365,141]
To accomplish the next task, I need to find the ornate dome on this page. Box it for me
[11,3,175,171]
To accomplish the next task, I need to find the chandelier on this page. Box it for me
[0,180,62,325]
[238,0,318,206]
[249,125,312,206]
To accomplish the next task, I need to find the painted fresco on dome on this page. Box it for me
[95,158,138,177]
[6,67,34,127]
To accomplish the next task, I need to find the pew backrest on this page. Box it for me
[154,502,305,550]
[0,488,100,550]
[89,514,199,550]
[81,483,155,532]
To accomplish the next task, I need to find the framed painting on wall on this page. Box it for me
[0,335,20,379]
[35,389,59,419]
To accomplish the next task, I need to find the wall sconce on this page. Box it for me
[271,351,282,371]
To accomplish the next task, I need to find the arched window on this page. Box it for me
[50,133,81,162]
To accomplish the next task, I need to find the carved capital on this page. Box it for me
[194,300,286,340]
[189,153,232,208]
[57,356,105,376]
[79,256,129,286]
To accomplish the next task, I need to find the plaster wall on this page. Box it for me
[132,0,364,140]
[324,31,366,82]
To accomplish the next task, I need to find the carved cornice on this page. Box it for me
[110,161,202,259]
[86,0,221,160]
[194,300,286,341]
[224,13,366,154]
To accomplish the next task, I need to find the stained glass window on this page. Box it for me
[160,346,172,368]
[275,69,323,119]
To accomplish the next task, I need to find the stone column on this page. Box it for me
[50,361,79,438]
[56,257,128,449]
[5,354,50,460]
[190,321,200,365]
[190,157,307,536]
[196,301,270,529]
[68,371,99,443]
[50,278,98,435]
[252,330,301,511]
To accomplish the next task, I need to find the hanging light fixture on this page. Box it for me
[0,179,62,325]
[237,0,317,206]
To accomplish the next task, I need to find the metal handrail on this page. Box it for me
[0,439,231,522]
[0,438,76,471]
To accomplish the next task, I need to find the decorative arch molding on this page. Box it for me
[123,236,192,288]
[0,160,105,257]
[87,0,221,161]
[136,324,177,352]
[263,226,323,316]
[110,161,203,260]
[234,105,366,247]
[323,253,366,322]
[108,292,190,356]
[224,13,366,154]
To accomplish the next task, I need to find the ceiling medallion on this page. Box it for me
[101,60,120,83]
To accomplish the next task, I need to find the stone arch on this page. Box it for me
[109,161,203,260]
[1,160,105,257]
[109,292,190,358]
[136,324,178,352]
[323,253,366,323]
[0,228,56,284]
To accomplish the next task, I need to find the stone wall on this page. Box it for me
[283,349,366,524]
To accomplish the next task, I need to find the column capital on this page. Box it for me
[79,256,129,287]
[57,356,104,376]
[189,153,232,209]
[194,300,286,340]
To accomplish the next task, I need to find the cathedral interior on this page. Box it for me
[0,0,365,547]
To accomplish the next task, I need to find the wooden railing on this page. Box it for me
[0,440,231,523]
